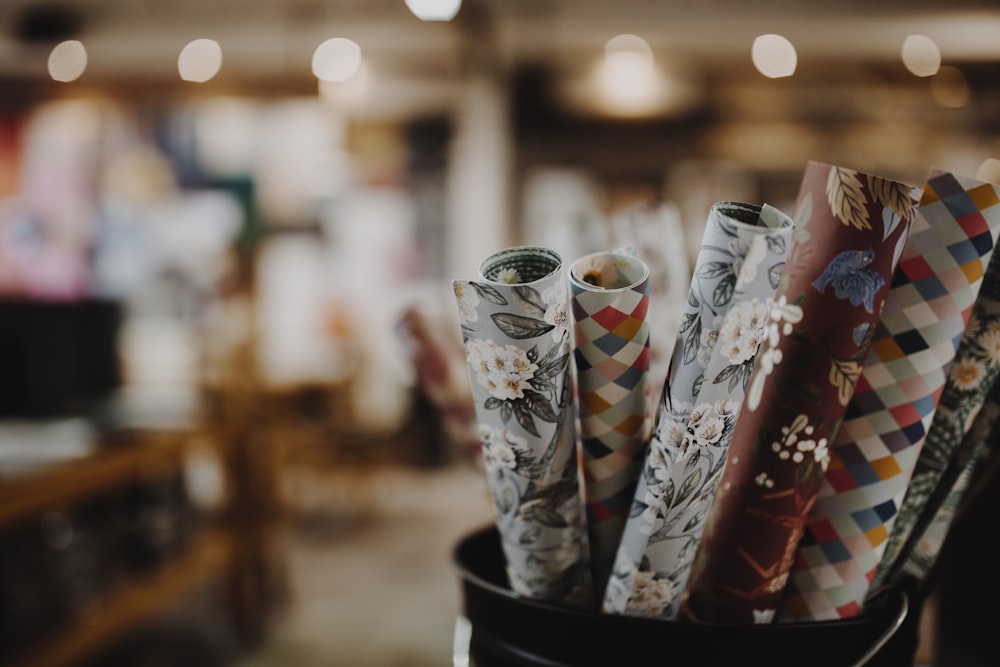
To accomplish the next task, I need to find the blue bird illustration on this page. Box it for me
[811,247,884,313]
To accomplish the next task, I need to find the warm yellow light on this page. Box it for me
[312,38,362,82]
[595,35,662,117]
[404,0,462,21]
[931,65,969,108]
[178,39,223,82]
[48,40,87,82]
[902,35,941,77]
[604,34,654,64]
[751,34,796,78]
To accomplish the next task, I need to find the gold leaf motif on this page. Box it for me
[829,358,863,406]
[868,174,914,222]
[826,167,871,230]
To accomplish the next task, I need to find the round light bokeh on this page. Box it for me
[48,40,87,82]
[404,0,462,21]
[931,65,969,108]
[312,38,362,82]
[178,39,223,82]
[901,34,941,77]
[751,34,797,78]
[604,34,654,64]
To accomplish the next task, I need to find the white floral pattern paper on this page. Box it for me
[604,202,793,619]
[454,246,589,605]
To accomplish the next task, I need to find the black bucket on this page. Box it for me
[453,526,922,667]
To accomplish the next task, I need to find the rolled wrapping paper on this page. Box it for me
[603,202,794,619]
[874,250,1000,589]
[781,171,1000,621]
[569,251,652,603]
[899,382,1000,581]
[608,203,691,393]
[680,162,917,624]
[453,246,589,605]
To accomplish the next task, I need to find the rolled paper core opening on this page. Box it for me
[480,246,563,285]
[715,201,763,225]
[570,251,650,292]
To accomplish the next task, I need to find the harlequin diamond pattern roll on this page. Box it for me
[781,170,1000,621]
[875,233,1000,589]
[570,251,652,601]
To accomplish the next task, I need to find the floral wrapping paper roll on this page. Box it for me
[603,202,793,619]
[569,250,652,604]
[454,246,589,605]
[899,381,1000,582]
[680,162,917,625]
[782,171,1000,621]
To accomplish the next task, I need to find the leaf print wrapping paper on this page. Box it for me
[875,247,1000,589]
[899,381,1000,582]
[602,201,793,619]
[569,250,652,603]
[679,162,917,625]
[454,246,589,605]
[782,170,1000,621]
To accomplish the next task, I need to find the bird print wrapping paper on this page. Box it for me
[781,170,1000,621]
[679,161,917,624]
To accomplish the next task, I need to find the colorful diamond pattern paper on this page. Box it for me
[570,251,652,601]
[783,171,1000,621]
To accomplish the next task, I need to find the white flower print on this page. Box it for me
[497,268,521,284]
[541,284,569,341]
[479,425,528,473]
[687,404,726,448]
[697,324,719,369]
[746,295,801,411]
[466,338,539,401]
[626,571,677,616]
[755,472,775,488]
[769,414,831,474]
[717,297,772,366]
[454,282,480,323]
[752,608,776,624]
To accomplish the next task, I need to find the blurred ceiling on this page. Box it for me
[1,0,999,159]
[2,0,1000,82]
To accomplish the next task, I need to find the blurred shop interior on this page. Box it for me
[0,0,999,665]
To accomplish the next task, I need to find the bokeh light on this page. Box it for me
[312,38,362,82]
[751,34,797,78]
[931,65,969,108]
[178,39,223,82]
[595,34,661,117]
[48,40,87,83]
[901,34,941,77]
[404,0,462,21]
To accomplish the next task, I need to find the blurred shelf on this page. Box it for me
[0,430,205,532]
[8,530,233,667]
